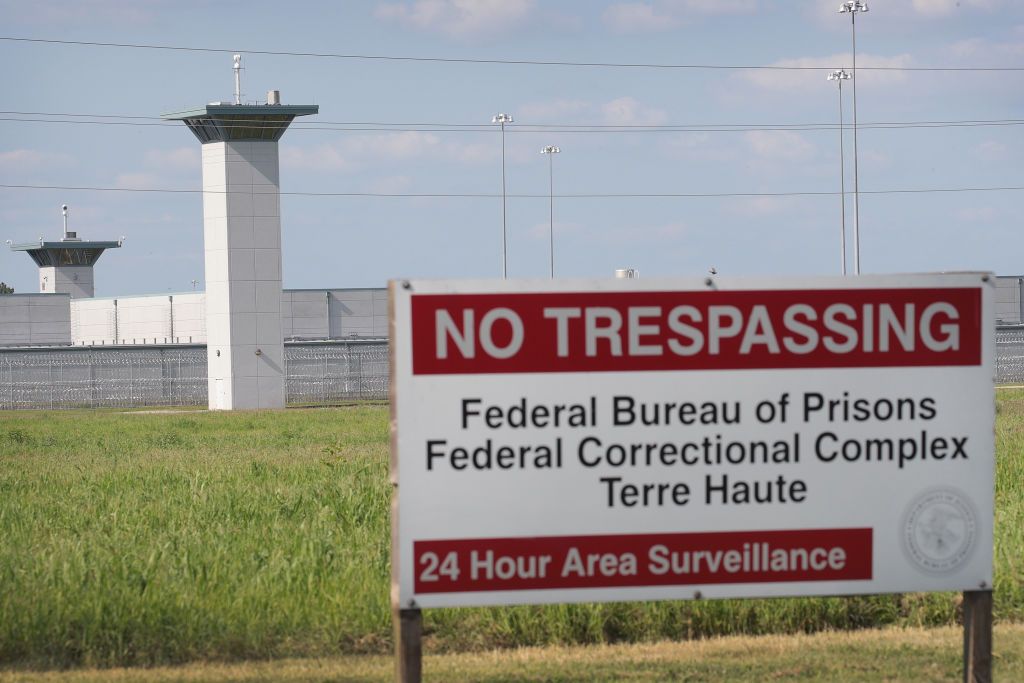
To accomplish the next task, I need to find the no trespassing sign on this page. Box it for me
[390,274,995,609]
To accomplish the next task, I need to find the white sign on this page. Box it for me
[390,274,995,609]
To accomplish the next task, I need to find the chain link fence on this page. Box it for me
[3,330,1024,410]
[996,327,1024,385]
[0,340,389,410]
[285,341,389,404]
[0,346,207,410]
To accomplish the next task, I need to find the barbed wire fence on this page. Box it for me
[0,340,389,410]
[285,341,389,404]
[2,331,1024,410]
[996,328,1024,386]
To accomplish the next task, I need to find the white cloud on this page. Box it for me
[375,0,536,37]
[518,99,591,122]
[602,96,669,125]
[527,220,583,240]
[675,0,757,13]
[663,133,738,162]
[0,149,73,169]
[639,222,690,239]
[105,147,200,192]
[740,53,913,90]
[282,131,499,171]
[0,0,163,25]
[972,141,1010,162]
[957,206,999,222]
[519,96,668,127]
[744,131,816,162]
[281,145,353,172]
[364,131,442,159]
[730,196,799,217]
[603,3,682,33]
[951,36,1024,59]
[591,221,694,248]
[911,0,1002,16]
[602,0,756,32]
[144,147,199,170]
[114,172,163,189]
[810,0,1005,21]
[282,132,443,171]
[447,142,498,165]
[365,175,414,194]
[859,149,891,168]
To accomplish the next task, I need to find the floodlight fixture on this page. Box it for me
[828,69,852,276]
[839,1,868,274]
[540,146,561,278]
[838,1,868,13]
[492,113,514,278]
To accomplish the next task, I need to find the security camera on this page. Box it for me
[62,204,68,212]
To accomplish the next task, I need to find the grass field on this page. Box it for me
[1,392,1022,670]
[3,624,1023,682]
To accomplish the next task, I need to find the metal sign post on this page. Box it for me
[963,589,992,683]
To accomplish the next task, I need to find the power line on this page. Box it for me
[1,183,1021,199]
[5,111,1024,130]
[2,115,1022,134]
[2,36,1022,72]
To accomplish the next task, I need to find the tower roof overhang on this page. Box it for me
[161,103,318,143]
[10,241,122,267]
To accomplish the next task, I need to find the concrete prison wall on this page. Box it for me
[65,288,387,346]
[995,276,1024,325]
[72,293,207,345]
[0,294,72,346]
[281,289,388,340]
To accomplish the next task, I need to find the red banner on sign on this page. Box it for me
[411,288,981,375]
[414,528,872,593]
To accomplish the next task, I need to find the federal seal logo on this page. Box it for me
[902,488,976,574]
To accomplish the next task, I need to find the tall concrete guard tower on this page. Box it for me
[9,205,122,298]
[163,56,317,410]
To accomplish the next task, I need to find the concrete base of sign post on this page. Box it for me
[394,607,422,683]
[963,590,992,683]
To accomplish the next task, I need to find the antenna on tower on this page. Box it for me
[60,204,80,241]
[233,54,242,104]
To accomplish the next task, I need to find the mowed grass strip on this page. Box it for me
[1,391,1023,668]
[2,624,1023,682]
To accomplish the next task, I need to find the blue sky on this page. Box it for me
[1,0,1022,296]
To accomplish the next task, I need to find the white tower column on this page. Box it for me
[163,70,317,411]
[202,141,284,410]
[39,265,94,298]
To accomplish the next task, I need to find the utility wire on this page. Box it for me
[4,111,1024,130]
[2,183,1021,198]
[2,116,1022,134]
[2,36,1022,72]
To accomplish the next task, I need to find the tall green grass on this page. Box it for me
[1,393,1022,668]
[0,409,391,667]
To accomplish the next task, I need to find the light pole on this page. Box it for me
[540,145,560,278]
[839,0,868,274]
[828,69,851,276]
[492,113,514,278]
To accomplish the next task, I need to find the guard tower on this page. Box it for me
[162,56,317,410]
[9,205,122,299]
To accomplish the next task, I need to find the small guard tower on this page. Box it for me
[162,55,317,410]
[9,205,122,299]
